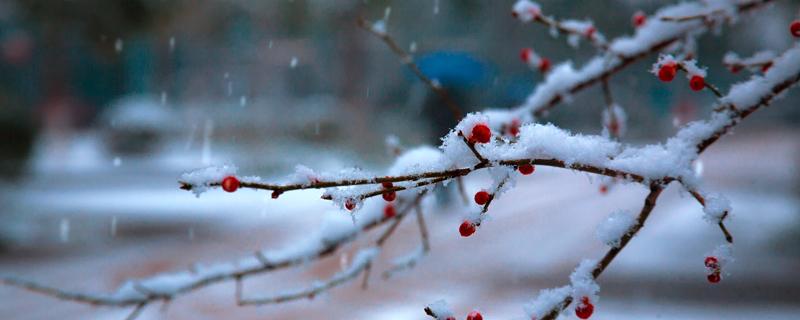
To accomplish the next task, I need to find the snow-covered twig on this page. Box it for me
[382,202,431,278]
[3,193,426,309]
[515,0,772,118]
[513,1,608,51]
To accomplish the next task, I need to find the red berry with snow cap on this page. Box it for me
[658,63,677,82]
[508,118,521,136]
[459,220,476,237]
[575,296,594,319]
[382,191,397,202]
[467,310,483,320]
[519,163,535,175]
[632,11,646,28]
[221,176,240,193]
[345,199,356,211]
[790,20,800,38]
[474,190,490,205]
[538,57,551,72]
[704,256,719,269]
[384,204,396,219]
[689,75,705,91]
[585,26,596,38]
[707,271,721,284]
[520,48,533,63]
[470,124,492,144]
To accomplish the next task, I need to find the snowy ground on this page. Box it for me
[1,130,798,319]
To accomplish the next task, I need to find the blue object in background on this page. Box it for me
[413,51,492,89]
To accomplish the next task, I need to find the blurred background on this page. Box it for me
[0,0,798,319]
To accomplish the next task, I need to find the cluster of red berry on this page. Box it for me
[791,20,800,38]
[520,48,551,73]
[574,296,595,319]
[442,310,483,320]
[459,124,535,238]
[657,62,706,91]
[705,256,722,284]
[382,181,397,219]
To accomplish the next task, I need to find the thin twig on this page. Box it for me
[357,18,463,120]
[540,183,665,320]
[458,131,488,165]
[125,302,147,320]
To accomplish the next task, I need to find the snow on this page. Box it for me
[595,210,635,248]
[681,59,708,78]
[702,192,731,222]
[511,0,540,23]
[569,259,600,307]
[723,50,775,68]
[426,299,454,319]
[721,43,800,109]
[388,146,450,177]
[517,57,613,114]
[708,244,734,275]
[522,286,571,319]
[650,54,678,75]
[180,164,237,197]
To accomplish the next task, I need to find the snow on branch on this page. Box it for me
[513,0,772,118]
[3,193,426,315]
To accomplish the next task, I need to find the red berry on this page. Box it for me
[599,185,608,194]
[518,163,535,175]
[704,256,719,268]
[658,63,677,82]
[511,11,518,18]
[632,11,646,28]
[538,57,551,72]
[729,65,742,73]
[790,20,800,38]
[474,190,490,205]
[467,311,483,320]
[761,61,773,73]
[459,220,476,237]
[520,48,533,62]
[384,204,396,219]
[608,119,620,136]
[381,181,393,188]
[445,317,456,320]
[575,297,594,319]
[345,199,356,211]
[707,271,721,284]
[469,124,492,144]
[221,176,240,193]
[689,75,705,91]
[508,119,521,137]
[585,26,596,38]
[271,190,282,199]
[382,191,397,202]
